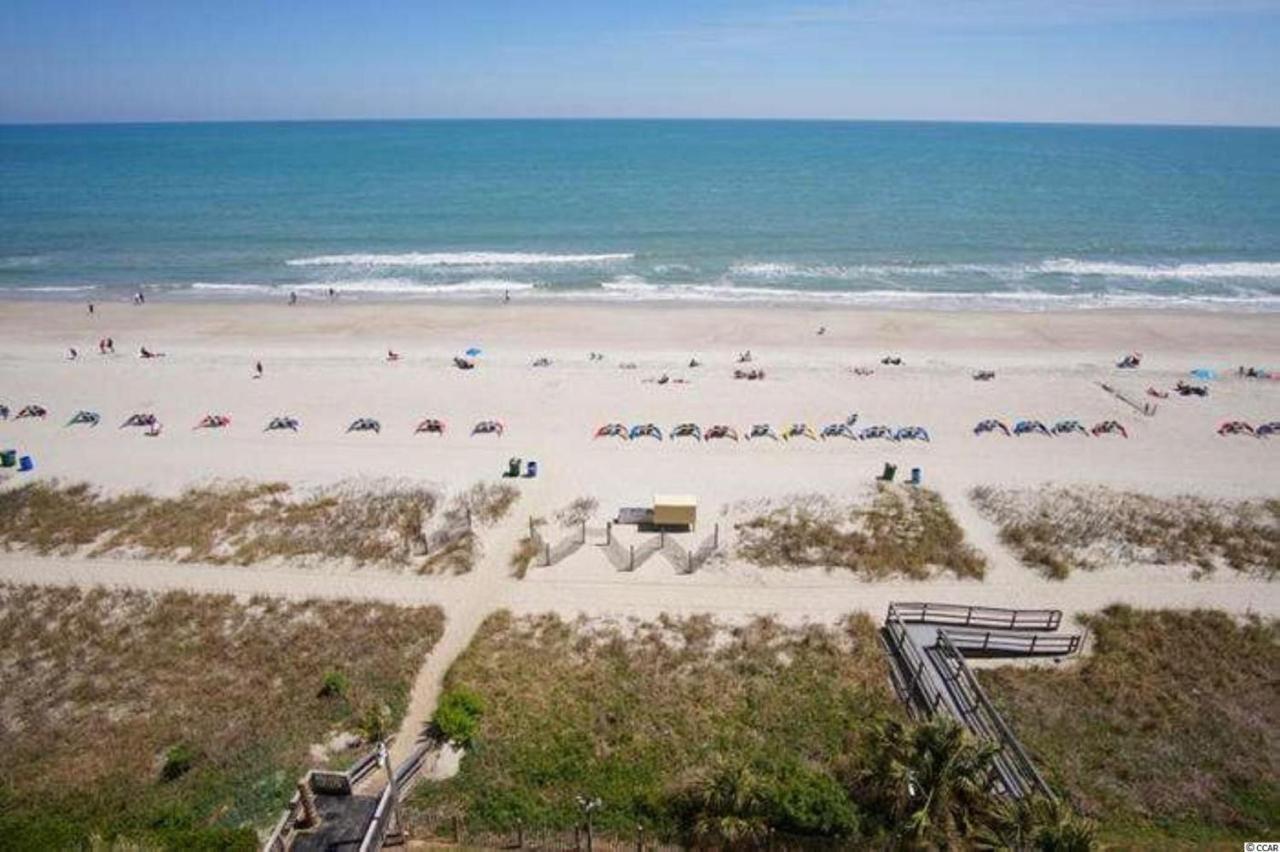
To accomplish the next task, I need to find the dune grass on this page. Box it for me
[0,583,443,850]
[979,607,1280,845]
[0,480,518,573]
[734,485,987,580]
[407,612,906,843]
[970,485,1280,579]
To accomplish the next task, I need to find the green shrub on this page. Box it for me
[434,688,486,746]
[160,744,196,783]
[319,670,350,699]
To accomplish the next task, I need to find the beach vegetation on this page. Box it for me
[0,583,443,849]
[406,612,1082,847]
[971,485,1279,579]
[0,479,516,573]
[734,485,987,579]
[979,606,1279,843]
[433,687,486,746]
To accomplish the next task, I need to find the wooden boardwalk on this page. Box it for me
[881,602,1082,799]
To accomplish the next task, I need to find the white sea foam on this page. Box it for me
[285,251,633,268]
[730,258,1280,283]
[189,279,539,297]
[1037,259,1280,280]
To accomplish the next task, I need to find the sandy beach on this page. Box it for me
[1,300,1277,498]
[2,297,1278,771]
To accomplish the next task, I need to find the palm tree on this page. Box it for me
[680,760,771,849]
[861,717,1002,847]
[973,796,1096,852]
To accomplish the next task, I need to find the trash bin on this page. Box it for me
[18,455,34,472]
[909,467,922,485]
[0,449,15,468]
[525,460,538,478]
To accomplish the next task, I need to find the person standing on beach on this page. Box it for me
[254,361,263,379]
[289,291,297,306]
[88,302,94,315]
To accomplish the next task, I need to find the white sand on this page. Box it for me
[1,300,1277,760]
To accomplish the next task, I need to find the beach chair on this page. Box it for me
[415,418,446,435]
[266,416,300,432]
[1256,421,1280,437]
[16,405,48,419]
[671,423,702,441]
[747,424,778,441]
[67,410,101,427]
[594,423,628,440]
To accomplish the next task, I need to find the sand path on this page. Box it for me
[1,519,1276,773]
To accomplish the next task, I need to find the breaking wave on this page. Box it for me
[285,251,633,268]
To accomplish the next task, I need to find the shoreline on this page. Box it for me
[3,298,1279,352]
[3,289,1279,315]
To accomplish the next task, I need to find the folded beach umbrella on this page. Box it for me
[974,419,1010,436]
[671,422,702,441]
[1051,419,1087,436]
[594,423,629,440]
[1090,420,1128,438]
[66,410,100,427]
[629,423,662,441]
[416,417,446,435]
[705,424,739,441]
[120,412,157,429]
[196,414,231,429]
[858,425,893,441]
[821,423,855,440]
[784,423,817,441]
[1217,420,1254,437]
[1013,419,1051,437]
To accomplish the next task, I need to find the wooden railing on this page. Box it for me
[888,602,1062,632]
[934,631,1055,799]
[942,626,1081,656]
[881,610,946,718]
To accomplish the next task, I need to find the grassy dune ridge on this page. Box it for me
[0,583,444,849]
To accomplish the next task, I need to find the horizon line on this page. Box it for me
[3,116,1279,131]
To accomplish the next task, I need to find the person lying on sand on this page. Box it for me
[737,350,753,363]
[387,350,401,362]
[689,357,701,368]
[139,346,166,359]
[68,348,78,360]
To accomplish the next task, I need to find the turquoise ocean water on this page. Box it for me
[1,120,1278,310]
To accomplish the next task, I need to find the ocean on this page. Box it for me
[2,119,1279,310]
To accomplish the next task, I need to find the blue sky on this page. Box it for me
[2,0,1278,125]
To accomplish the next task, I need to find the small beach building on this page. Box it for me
[652,494,697,530]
